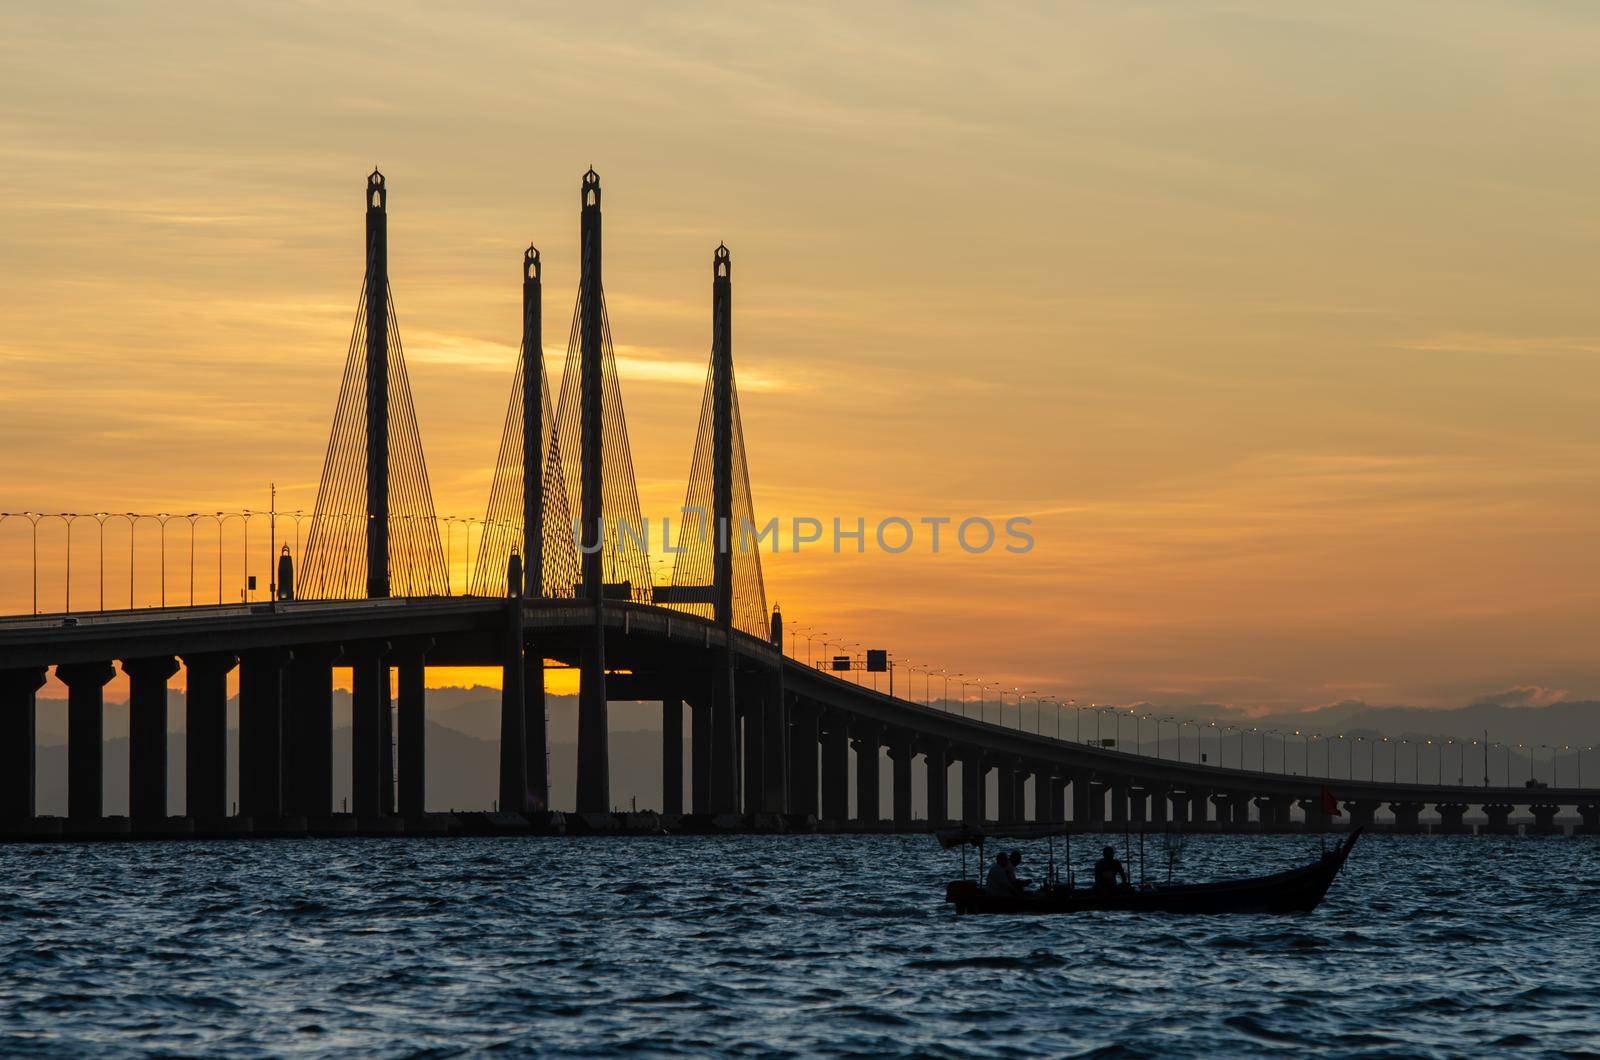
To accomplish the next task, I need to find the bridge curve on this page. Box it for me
[1,597,1594,838]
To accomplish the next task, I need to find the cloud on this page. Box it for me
[1469,686,1572,709]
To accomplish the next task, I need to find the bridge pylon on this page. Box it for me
[300,170,449,600]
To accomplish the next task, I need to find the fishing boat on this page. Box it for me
[940,825,1360,915]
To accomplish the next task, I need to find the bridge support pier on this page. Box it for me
[1073,772,1099,828]
[761,674,787,815]
[124,656,180,823]
[1128,787,1147,827]
[853,723,881,825]
[525,649,548,813]
[662,696,683,815]
[497,598,528,814]
[1043,772,1065,824]
[923,741,949,826]
[1144,785,1166,826]
[1389,801,1424,833]
[960,749,986,825]
[58,661,116,822]
[1190,790,1210,827]
[239,648,290,822]
[351,642,390,819]
[691,696,713,814]
[1212,792,1245,830]
[183,653,234,820]
[1109,781,1129,828]
[396,642,431,819]
[995,760,1016,824]
[1528,804,1561,836]
[1435,802,1469,835]
[1298,797,1329,833]
[287,646,338,819]
[1577,804,1600,836]
[741,681,765,814]
[1481,803,1515,835]
[1343,799,1380,828]
[788,700,818,818]
[888,731,914,827]
[1167,790,1189,826]
[708,656,738,814]
[821,712,849,822]
[0,666,46,821]
[1255,795,1291,832]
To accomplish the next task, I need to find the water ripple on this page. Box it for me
[1,835,1599,1054]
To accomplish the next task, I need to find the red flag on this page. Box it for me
[1320,787,1342,816]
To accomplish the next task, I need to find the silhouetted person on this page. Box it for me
[1094,845,1130,893]
[986,852,1020,897]
[1009,849,1031,893]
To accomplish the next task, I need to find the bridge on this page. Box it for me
[2,170,1596,840]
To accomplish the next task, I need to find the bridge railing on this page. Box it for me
[0,511,614,616]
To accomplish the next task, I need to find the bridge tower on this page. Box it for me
[365,171,390,598]
[521,246,549,811]
[575,168,610,815]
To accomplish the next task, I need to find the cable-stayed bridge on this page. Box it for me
[2,170,1597,840]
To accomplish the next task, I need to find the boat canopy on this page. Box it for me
[935,823,1075,849]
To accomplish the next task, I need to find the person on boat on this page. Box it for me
[1093,846,1130,893]
[1008,850,1032,893]
[985,852,1022,897]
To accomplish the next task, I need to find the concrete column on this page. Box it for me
[285,645,338,819]
[1013,769,1029,823]
[1167,790,1189,825]
[761,672,787,815]
[1146,785,1167,826]
[1128,787,1147,826]
[238,648,289,821]
[1575,804,1599,836]
[1109,781,1129,826]
[741,680,764,814]
[1212,791,1240,829]
[691,697,713,813]
[888,730,913,827]
[1389,801,1423,833]
[396,643,430,819]
[853,722,881,824]
[498,601,527,814]
[57,661,116,821]
[1343,798,1380,828]
[182,653,234,820]
[350,642,389,818]
[995,760,1016,824]
[662,696,683,815]
[1480,803,1514,834]
[123,656,179,822]
[379,665,395,816]
[1073,772,1099,827]
[1528,804,1561,835]
[1190,790,1210,825]
[960,748,986,825]
[923,740,950,826]
[788,699,819,818]
[821,713,849,822]
[0,666,47,820]
[1043,772,1065,823]
[1435,802,1468,834]
[525,647,549,813]
[709,653,739,814]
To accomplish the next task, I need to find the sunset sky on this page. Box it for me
[3,2,1599,713]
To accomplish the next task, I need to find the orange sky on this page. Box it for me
[3,3,1599,712]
